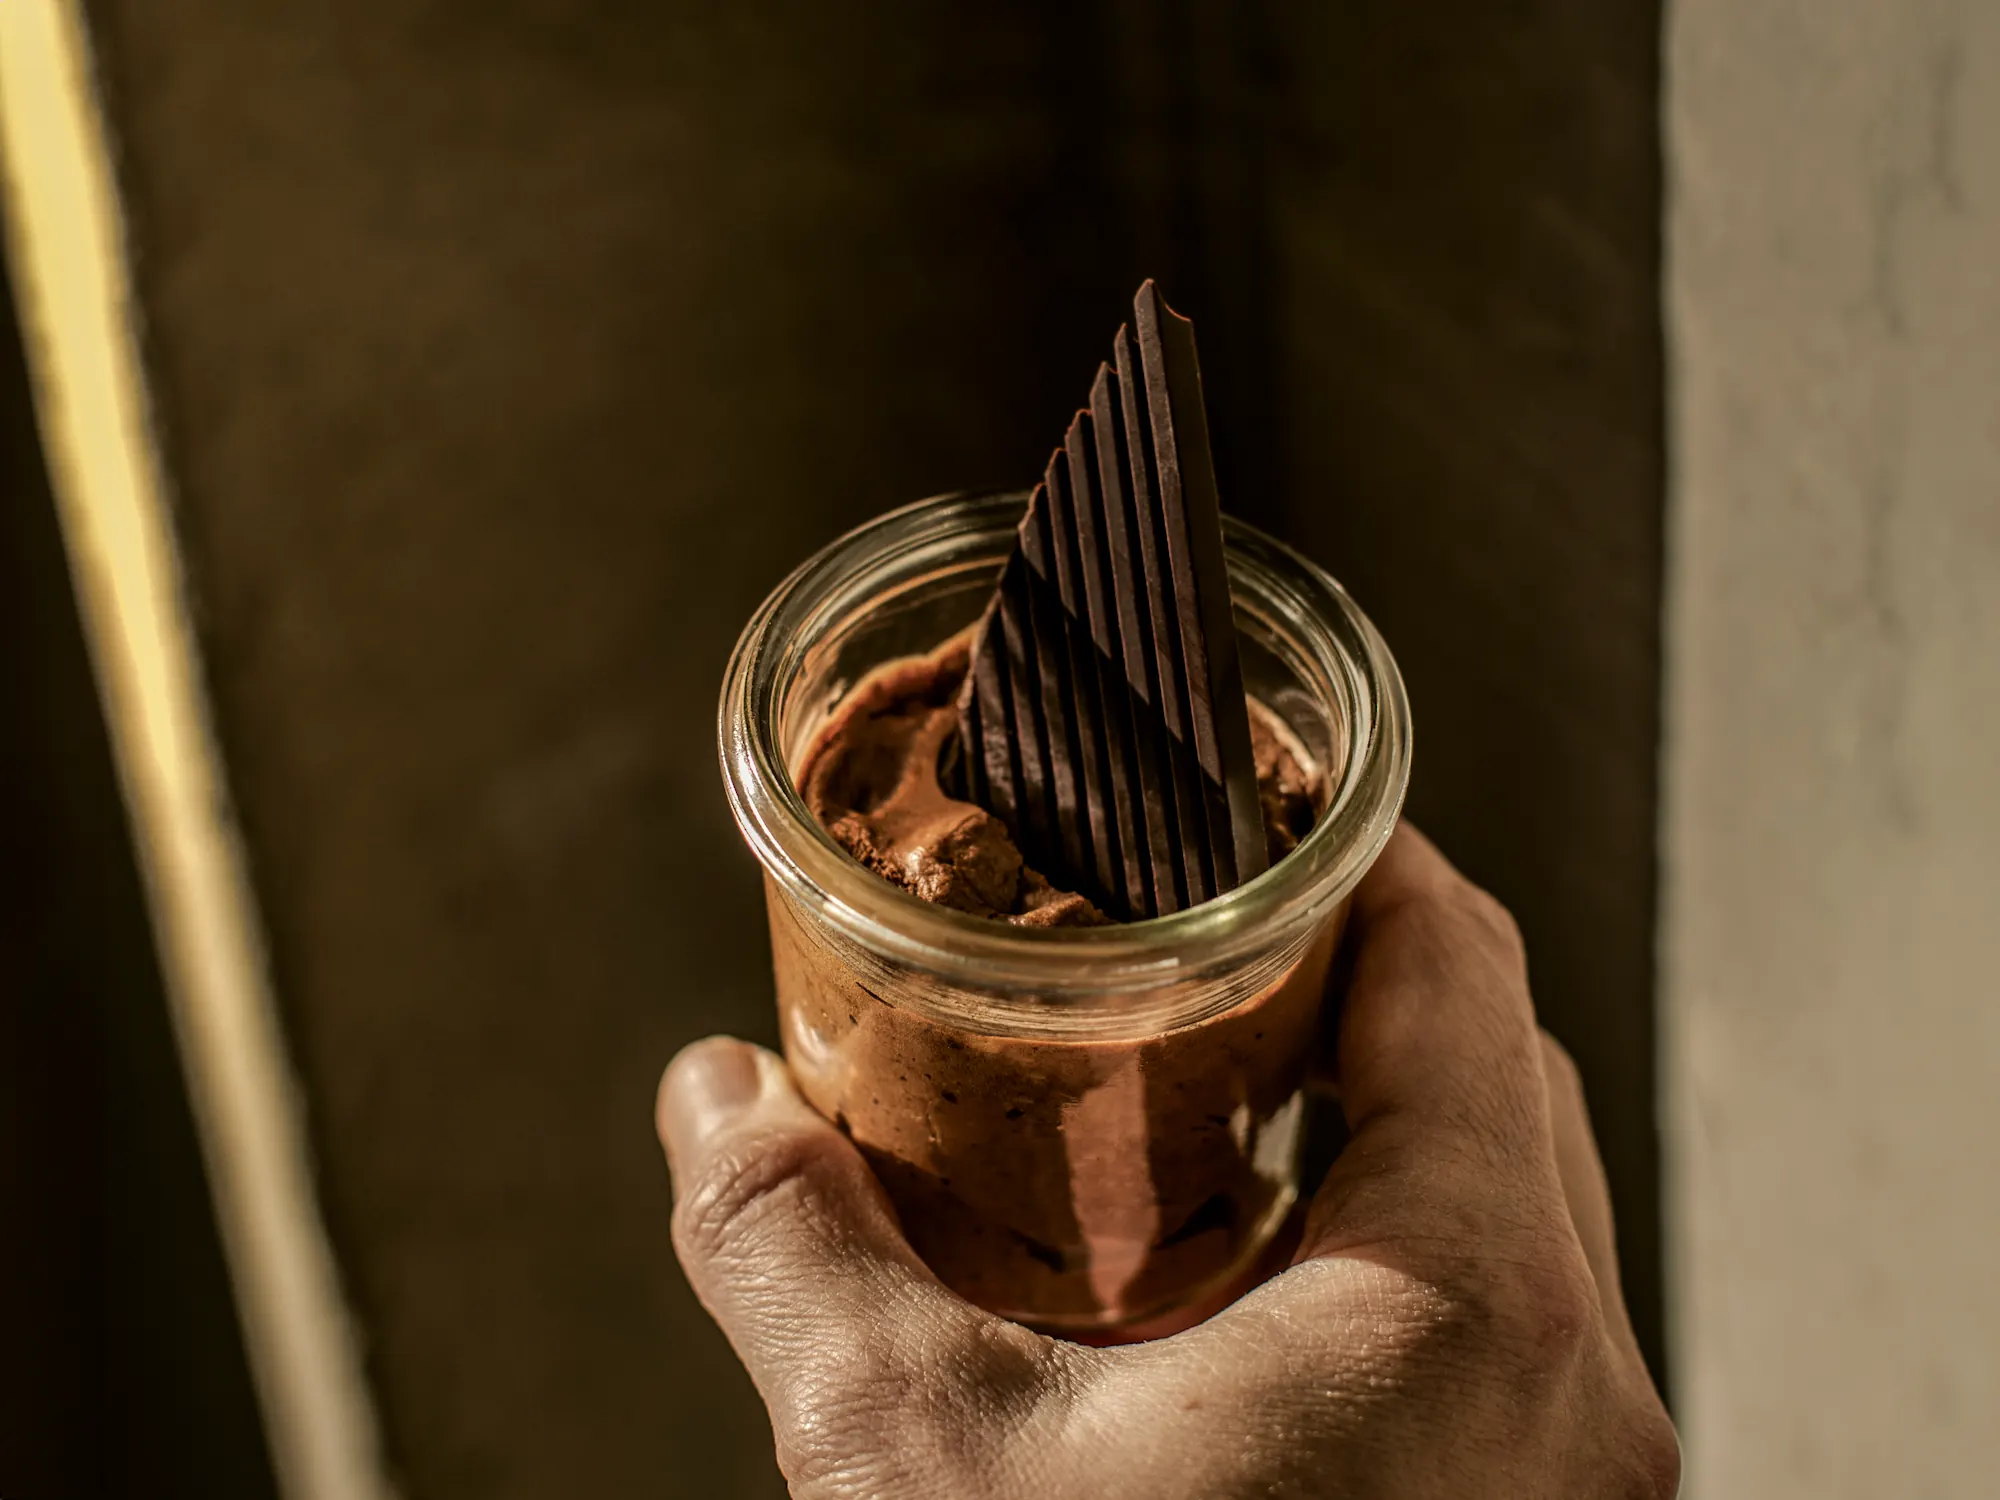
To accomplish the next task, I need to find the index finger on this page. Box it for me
[1296,824,1562,1258]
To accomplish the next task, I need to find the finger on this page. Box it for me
[1296,825,1561,1259]
[1539,1031,1645,1369]
[1331,824,1547,1159]
[657,1037,1046,1449]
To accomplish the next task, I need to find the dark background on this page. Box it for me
[3,3,1663,1494]
[0,230,277,1495]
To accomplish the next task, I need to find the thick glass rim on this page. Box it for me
[718,491,1411,998]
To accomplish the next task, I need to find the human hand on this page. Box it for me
[655,826,1679,1498]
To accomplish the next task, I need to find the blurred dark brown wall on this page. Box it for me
[5,2,1664,1493]
[1265,1,1668,1393]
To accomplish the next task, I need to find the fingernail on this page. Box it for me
[659,1039,762,1178]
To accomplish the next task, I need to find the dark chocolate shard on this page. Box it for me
[958,281,1269,919]
[1134,281,1269,892]
[1065,394,1151,911]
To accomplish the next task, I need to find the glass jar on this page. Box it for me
[719,491,1410,1335]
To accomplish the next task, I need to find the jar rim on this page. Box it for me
[718,491,1412,1002]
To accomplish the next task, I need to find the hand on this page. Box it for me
[655,826,1679,1498]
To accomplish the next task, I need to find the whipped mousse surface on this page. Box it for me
[799,633,1321,926]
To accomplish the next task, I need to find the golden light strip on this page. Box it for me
[0,5,394,1496]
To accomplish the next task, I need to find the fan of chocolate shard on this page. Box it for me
[958,281,1267,920]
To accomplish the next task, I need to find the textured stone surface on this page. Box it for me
[1666,3,2000,1494]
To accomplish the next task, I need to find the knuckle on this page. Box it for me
[1539,1030,1584,1099]
[1622,1405,1684,1499]
[1509,1252,1602,1367]
[781,1324,1079,1499]
[1382,1247,1509,1367]
[775,1348,916,1481]
[671,1123,844,1269]
[1456,883,1527,969]
[1421,1238,1601,1380]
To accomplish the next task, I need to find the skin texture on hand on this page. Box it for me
[656,827,1681,1499]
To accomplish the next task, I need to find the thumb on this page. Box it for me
[656,1037,1031,1463]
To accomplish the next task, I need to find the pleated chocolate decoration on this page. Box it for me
[959,280,1267,920]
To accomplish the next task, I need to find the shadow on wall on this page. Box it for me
[0,213,278,1498]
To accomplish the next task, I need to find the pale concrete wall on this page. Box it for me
[1665,2,2000,1495]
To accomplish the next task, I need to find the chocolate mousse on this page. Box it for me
[768,816,1342,1333]
[800,630,1320,928]
[758,280,1359,1336]
[780,628,1337,1333]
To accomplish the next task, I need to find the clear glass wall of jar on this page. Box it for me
[719,492,1410,1335]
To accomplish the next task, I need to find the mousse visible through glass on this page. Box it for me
[773,629,1343,1334]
